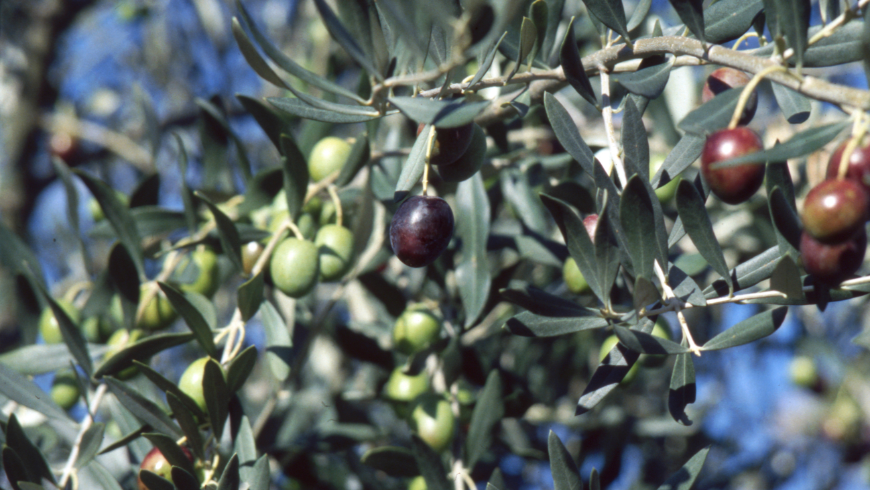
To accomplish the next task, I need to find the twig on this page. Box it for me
[58,383,108,488]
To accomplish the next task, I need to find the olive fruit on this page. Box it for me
[701,67,756,125]
[309,136,351,182]
[801,179,869,244]
[826,139,870,193]
[138,446,194,490]
[701,127,765,205]
[50,130,78,161]
[409,394,456,453]
[103,329,144,379]
[383,367,429,402]
[314,224,355,281]
[137,287,178,331]
[417,122,474,166]
[600,335,639,384]
[436,123,487,183]
[178,247,219,297]
[270,237,320,297]
[790,355,820,389]
[390,195,454,268]
[392,306,442,355]
[179,357,225,413]
[650,153,680,203]
[51,369,80,410]
[563,257,590,294]
[241,241,265,276]
[38,299,81,344]
[800,229,866,286]
[82,316,114,343]
[408,475,428,490]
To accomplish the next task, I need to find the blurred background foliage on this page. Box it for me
[2,0,870,489]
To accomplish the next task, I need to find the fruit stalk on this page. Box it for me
[57,383,108,488]
[728,65,787,130]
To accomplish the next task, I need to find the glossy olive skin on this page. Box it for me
[409,394,456,453]
[178,247,219,297]
[137,287,179,332]
[308,136,351,182]
[827,139,870,193]
[241,241,264,276]
[51,369,80,410]
[701,128,765,205]
[802,179,869,243]
[270,238,320,297]
[179,357,225,413]
[390,196,454,268]
[383,368,429,402]
[314,224,355,281]
[417,123,474,166]
[800,229,866,285]
[138,446,194,490]
[392,306,442,355]
[701,68,756,125]
[563,258,590,294]
[39,300,81,344]
[103,329,144,379]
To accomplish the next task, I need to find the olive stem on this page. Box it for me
[57,383,108,488]
[654,260,701,356]
[422,125,438,195]
[250,219,291,278]
[731,32,759,50]
[727,65,789,130]
[837,113,868,180]
[598,65,628,188]
[327,184,343,228]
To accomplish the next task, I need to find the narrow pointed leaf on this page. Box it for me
[576,341,641,414]
[465,371,504,470]
[501,285,601,317]
[166,392,206,461]
[678,87,742,134]
[226,345,258,395]
[73,423,104,470]
[280,134,308,221]
[469,32,507,89]
[704,0,763,43]
[507,17,537,80]
[614,326,689,355]
[81,461,124,490]
[595,203,620,308]
[195,192,242,271]
[614,56,673,99]
[0,343,109,376]
[704,245,783,298]
[268,97,383,123]
[195,98,252,182]
[628,0,653,31]
[216,453,240,490]
[74,170,143,277]
[505,310,610,337]
[134,361,206,421]
[581,0,630,43]
[237,272,264,322]
[388,97,490,128]
[668,351,696,425]
[172,134,198,233]
[669,0,705,45]
[235,416,257,483]
[712,120,849,169]
[676,179,732,293]
[235,0,365,102]
[144,433,197,478]
[702,307,788,350]
[668,263,706,307]
[548,431,583,490]
[52,158,90,273]
[0,219,44,287]
[394,124,430,199]
[656,447,710,490]
[204,359,230,440]
[456,174,491,327]
[770,255,804,300]
[261,300,292,381]
[158,282,216,357]
[621,98,650,181]
[768,186,802,256]
[544,93,595,175]
[312,0,383,79]
[530,0,548,62]
[361,446,419,477]
[236,95,287,152]
[771,83,811,124]
[4,414,56,485]
[94,332,195,379]
[775,0,810,71]
[620,176,663,281]
[104,377,182,439]
[561,17,597,108]
[37,285,92,376]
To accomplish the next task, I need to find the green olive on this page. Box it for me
[790,355,819,388]
[562,258,590,294]
[409,394,456,453]
[242,241,265,276]
[51,369,80,410]
[178,357,225,413]
[178,248,219,297]
[270,238,320,298]
[308,137,352,182]
[392,306,442,355]
[650,154,681,203]
[408,476,427,490]
[137,287,178,332]
[383,368,429,403]
[104,329,144,380]
[38,300,81,344]
[315,224,355,281]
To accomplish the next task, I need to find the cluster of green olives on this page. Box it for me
[382,306,473,455]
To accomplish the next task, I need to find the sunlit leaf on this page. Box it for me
[104,377,182,439]
[702,307,788,350]
[614,326,689,355]
[389,97,490,128]
[268,97,384,123]
[465,371,504,470]
[195,192,242,272]
[614,56,674,99]
[261,300,292,381]
[581,0,630,43]
[158,282,216,358]
[703,245,783,298]
[656,447,710,490]
[669,350,696,425]
[704,0,763,43]
[771,83,811,124]
[548,431,582,490]
[669,0,705,45]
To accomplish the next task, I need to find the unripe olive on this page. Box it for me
[270,237,320,297]
[314,224,355,281]
[178,357,225,413]
[309,137,352,182]
[38,299,81,344]
[137,287,178,332]
[562,257,590,294]
[392,306,442,355]
[409,394,456,453]
[178,247,219,297]
[383,368,429,403]
[104,329,144,379]
[600,335,639,384]
[51,369,80,410]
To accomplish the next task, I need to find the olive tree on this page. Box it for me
[2,0,870,489]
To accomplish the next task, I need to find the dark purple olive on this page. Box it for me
[701,127,765,205]
[802,179,869,244]
[800,229,867,286]
[390,196,454,268]
[701,68,756,126]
